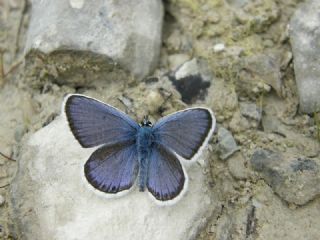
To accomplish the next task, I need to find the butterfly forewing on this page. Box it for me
[85,141,139,193]
[152,108,215,160]
[65,94,139,148]
[147,144,185,201]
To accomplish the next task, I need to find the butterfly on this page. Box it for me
[64,94,215,204]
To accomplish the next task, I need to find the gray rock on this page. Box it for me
[239,102,262,122]
[10,116,214,240]
[289,0,320,113]
[217,127,240,160]
[25,0,163,83]
[240,53,282,96]
[261,114,286,136]
[251,149,320,205]
[228,152,249,180]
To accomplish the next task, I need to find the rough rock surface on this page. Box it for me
[251,149,320,205]
[216,127,240,160]
[25,0,163,82]
[10,115,214,240]
[290,0,320,113]
[227,152,249,180]
[3,0,320,239]
[239,102,261,122]
[239,53,282,96]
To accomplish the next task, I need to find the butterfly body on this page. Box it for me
[64,94,215,205]
[136,125,154,191]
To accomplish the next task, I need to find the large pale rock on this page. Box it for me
[290,0,320,113]
[25,0,163,84]
[10,116,214,240]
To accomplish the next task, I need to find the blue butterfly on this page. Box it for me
[64,94,215,204]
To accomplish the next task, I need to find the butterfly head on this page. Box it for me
[140,115,152,127]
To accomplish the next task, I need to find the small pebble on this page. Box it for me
[252,87,259,93]
[263,84,271,92]
[257,82,264,88]
[213,43,225,53]
[174,58,199,80]
[267,134,275,141]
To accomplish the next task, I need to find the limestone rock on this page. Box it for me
[25,0,163,84]
[289,0,320,113]
[10,116,214,240]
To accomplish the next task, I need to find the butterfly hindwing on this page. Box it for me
[84,141,139,194]
[152,108,215,161]
[65,94,139,148]
[147,144,185,202]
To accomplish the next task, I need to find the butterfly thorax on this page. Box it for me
[136,126,154,192]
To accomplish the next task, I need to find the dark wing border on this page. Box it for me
[147,144,187,205]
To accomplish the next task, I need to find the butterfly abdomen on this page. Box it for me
[136,127,154,192]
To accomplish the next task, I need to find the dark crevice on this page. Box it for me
[169,74,210,104]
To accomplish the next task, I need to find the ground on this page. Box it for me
[0,0,320,239]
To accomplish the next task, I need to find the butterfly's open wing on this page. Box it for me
[85,141,139,194]
[147,144,185,202]
[64,94,139,148]
[152,108,215,161]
